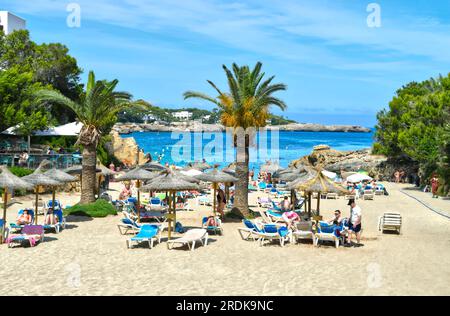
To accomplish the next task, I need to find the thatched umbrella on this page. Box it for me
[188,161,212,171]
[64,165,101,192]
[195,168,238,217]
[44,169,77,213]
[115,167,158,222]
[141,161,166,171]
[22,172,61,224]
[260,161,284,174]
[0,166,33,243]
[140,171,199,239]
[288,169,348,217]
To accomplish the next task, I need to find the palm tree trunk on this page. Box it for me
[80,143,97,204]
[233,135,250,217]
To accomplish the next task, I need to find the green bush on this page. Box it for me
[9,166,33,177]
[64,199,117,218]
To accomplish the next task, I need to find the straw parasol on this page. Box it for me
[141,161,166,171]
[43,169,77,213]
[288,168,348,216]
[115,166,158,222]
[187,161,212,171]
[140,170,199,239]
[260,161,284,174]
[22,171,61,224]
[195,167,238,217]
[0,166,33,243]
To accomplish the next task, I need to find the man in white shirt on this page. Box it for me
[346,199,362,247]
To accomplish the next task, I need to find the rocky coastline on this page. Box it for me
[112,122,371,134]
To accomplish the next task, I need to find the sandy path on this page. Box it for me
[1,182,449,296]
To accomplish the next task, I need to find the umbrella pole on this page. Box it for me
[167,191,172,240]
[1,189,7,244]
[308,193,312,218]
[213,183,217,217]
[52,187,56,212]
[35,188,39,224]
[137,180,141,223]
[173,191,176,230]
[317,191,321,216]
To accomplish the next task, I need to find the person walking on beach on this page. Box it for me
[216,187,226,219]
[346,199,362,247]
[431,174,440,198]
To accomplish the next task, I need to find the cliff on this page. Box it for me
[105,131,147,166]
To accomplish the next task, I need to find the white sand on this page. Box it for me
[1,182,449,296]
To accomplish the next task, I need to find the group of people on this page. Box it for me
[278,198,363,247]
[15,207,60,226]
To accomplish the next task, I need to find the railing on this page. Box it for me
[0,153,82,169]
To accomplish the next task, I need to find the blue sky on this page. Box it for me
[1,0,450,127]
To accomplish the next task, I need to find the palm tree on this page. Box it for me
[36,71,140,204]
[184,62,287,216]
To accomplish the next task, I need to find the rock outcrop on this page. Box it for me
[106,131,146,166]
[290,145,418,181]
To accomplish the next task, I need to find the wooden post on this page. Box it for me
[316,191,321,216]
[136,180,141,223]
[213,183,217,217]
[167,191,172,240]
[308,192,312,218]
[52,187,56,212]
[2,189,8,244]
[35,188,39,224]
[173,191,176,229]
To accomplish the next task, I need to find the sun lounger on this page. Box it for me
[363,190,374,200]
[148,197,168,211]
[314,221,343,248]
[32,200,46,215]
[378,212,402,234]
[202,217,223,235]
[43,209,66,233]
[6,225,45,248]
[198,195,212,206]
[326,193,339,199]
[9,209,35,233]
[237,219,264,241]
[167,228,208,251]
[267,210,286,223]
[292,221,314,244]
[253,224,291,247]
[47,200,62,211]
[257,197,272,208]
[126,224,163,249]
[257,209,285,226]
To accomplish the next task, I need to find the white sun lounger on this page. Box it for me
[378,212,402,234]
[167,228,208,251]
[363,190,374,200]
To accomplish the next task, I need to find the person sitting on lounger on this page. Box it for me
[327,210,343,226]
[204,216,218,227]
[282,211,300,229]
[44,208,58,225]
[280,196,291,211]
[16,209,32,225]
[119,183,132,200]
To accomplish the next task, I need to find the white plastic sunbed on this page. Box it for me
[167,228,208,251]
[292,221,314,244]
[378,212,402,234]
[363,190,374,200]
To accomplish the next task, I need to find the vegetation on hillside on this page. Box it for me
[374,74,450,194]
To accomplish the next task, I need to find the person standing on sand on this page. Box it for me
[394,170,400,183]
[216,187,226,219]
[431,174,440,198]
[346,199,362,247]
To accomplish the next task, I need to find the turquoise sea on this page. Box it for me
[122,130,375,171]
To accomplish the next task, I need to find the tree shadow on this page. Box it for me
[65,215,94,223]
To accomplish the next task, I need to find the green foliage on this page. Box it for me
[8,166,34,177]
[375,73,450,193]
[64,199,117,218]
[0,30,83,131]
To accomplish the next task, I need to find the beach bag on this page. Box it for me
[175,222,185,233]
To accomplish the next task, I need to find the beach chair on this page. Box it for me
[363,190,374,200]
[167,228,208,251]
[118,214,142,235]
[176,200,193,211]
[375,185,384,196]
[237,219,264,241]
[378,212,402,234]
[47,200,62,211]
[253,224,291,247]
[267,210,285,223]
[314,222,343,248]
[43,209,66,233]
[9,210,35,233]
[257,197,272,208]
[32,199,46,215]
[270,201,283,212]
[326,193,338,199]
[148,197,166,211]
[202,216,223,235]
[6,225,45,248]
[292,221,314,244]
[126,224,163,249]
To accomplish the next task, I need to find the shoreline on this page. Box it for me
[113,122,372,135]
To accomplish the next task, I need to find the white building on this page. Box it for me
[172,111,193,121]
[0,11,26,35]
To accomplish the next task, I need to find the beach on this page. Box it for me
[1,182,449,296]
